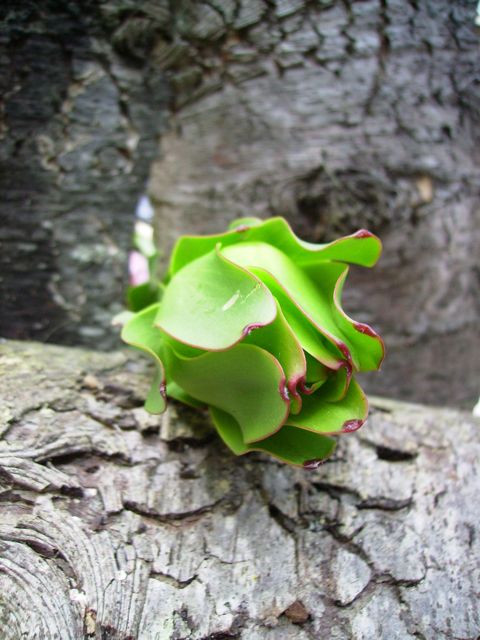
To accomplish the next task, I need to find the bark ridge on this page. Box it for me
[0,340,478,639]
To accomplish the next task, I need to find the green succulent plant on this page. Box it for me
[122,216,384,468]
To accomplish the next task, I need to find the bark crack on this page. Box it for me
[1,341,479,639]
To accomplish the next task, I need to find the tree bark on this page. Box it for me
[1,339,478,639]
[1,0,478,405]
[148,0,480,409]
[0,0,169,348]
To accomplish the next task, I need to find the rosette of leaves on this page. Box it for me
[122,217,384,468]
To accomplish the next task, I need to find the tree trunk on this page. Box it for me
[0,0,169,348]
[1,339,478,639]
[148,0,480,409]
[1,0,478,405]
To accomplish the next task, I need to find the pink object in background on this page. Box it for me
[129,251,149,286]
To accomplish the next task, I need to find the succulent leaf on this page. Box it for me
[287,378,368,434]
[305,262,385,370]
[169,216,382,276]
[164,343,290,443]
[127,281,161,312]
[121,216,384,467]
[248,266,347,369]
[222,241,356,366]
[155,246,277,351]
[241,299,306,412]
[121,304,167,414]
[210,406,336,467]
[166,381,206,409]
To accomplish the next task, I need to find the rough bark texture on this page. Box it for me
[0,0,170,348]
[0,0,478,406]
[1,339,479,639]
[148,0,480,409]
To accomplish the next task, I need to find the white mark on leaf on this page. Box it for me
[222,290,240,311]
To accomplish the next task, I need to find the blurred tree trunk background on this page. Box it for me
[1,0,478,408]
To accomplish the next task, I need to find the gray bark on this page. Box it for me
[1,339,479,639]
[148,0,480,409]
[0,0,478,406]
[0,1,169,348]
